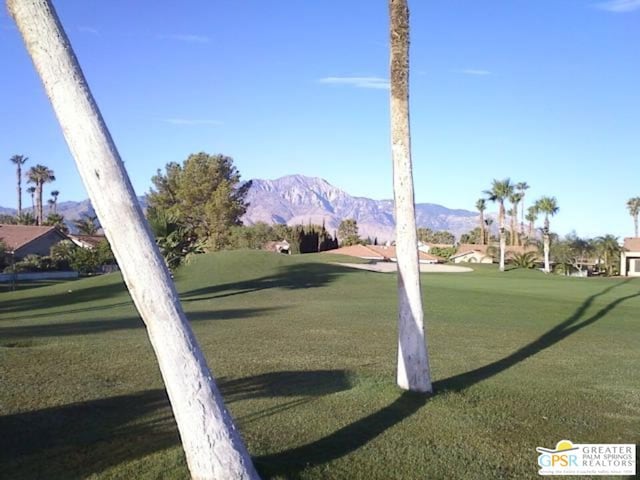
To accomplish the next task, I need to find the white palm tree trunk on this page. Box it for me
[8,1,259,478]
[389,0,432,393]
[499,230,506,271]
[543,234,551,273]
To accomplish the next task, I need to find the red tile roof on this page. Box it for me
[69,234,106,248]
[0,224,65,252]
[623,237,640,251]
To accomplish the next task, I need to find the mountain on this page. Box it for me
[0,175,481,240]
[242,175,480,241]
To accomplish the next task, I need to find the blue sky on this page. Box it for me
[1,0,638,238]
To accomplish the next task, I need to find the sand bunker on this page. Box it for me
[338,262,473,273]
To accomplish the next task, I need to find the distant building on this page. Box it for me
[0,224,68,260]
[450,243,539,264]
[620,238,640,277]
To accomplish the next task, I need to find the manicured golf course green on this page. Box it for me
[1,250,638,479]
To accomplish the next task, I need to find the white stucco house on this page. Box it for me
[620,238,640,277]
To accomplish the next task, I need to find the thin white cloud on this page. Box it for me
[318,76,389,90]
[458,69,492,76]
[159,118,222,126]
[157,33,210,44]
[595,0,640,12]
[78,26,99,35]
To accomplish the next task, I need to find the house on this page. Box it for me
[417,242,455,254]
[0,224,69,260]
[450,243,539,264]
[327,244,442,264]
[68,234,106,249]
[620,238,640,277]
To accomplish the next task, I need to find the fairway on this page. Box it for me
[0,251,638,479]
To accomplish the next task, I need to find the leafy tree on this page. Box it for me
[594,234,621,276]
[535,196,559,273]
[338,219,360,246]
[10,154,28,216]
[429,246,457,260]
[147,208,204,269]
[459,227,482,244]
[0,214,17,224]
[417,228,455,244]
[26,164,55,225]
[74,214,99,235]
[627,197,640,237]
[484,178,514,271]
[148,152,250,251]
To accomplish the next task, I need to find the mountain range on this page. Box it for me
[0,175,481,240]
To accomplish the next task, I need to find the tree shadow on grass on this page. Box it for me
[257,279,639,477]
[179,262,353,302]
[0,369,352,480]
[0,307,285,340]
[0,277,128,316]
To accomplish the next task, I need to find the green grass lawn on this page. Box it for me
[0,251,638,479]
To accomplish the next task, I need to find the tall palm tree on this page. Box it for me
[50,189,60,213]
[26,185,36,216]
[627,197,640,237]
[516,181,529,236]
[26,164,55,225]
[10,154,28,216]
[509,192,523,246]
[526,205,538,238]
[476,198,486,245]
[389,0,431,393]
[484,178,514,271]
[535,196,559,273]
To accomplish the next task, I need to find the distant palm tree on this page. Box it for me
[484,178,514,271]
[26,164,55,225]
[508,192,523,246]
[535,196,559,273]
[73,214,99,235]
[627,197,640,237]
[516,181,529,236]
[26,186,36,214]
[10,154,28,216]
[50,190,60,213]
[526,205,538,238]
[476,198,486,245]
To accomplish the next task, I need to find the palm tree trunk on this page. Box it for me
[543,234,550,273]
[635,214,638,238]
[8,1,259,478]
[16,165,22,216]
[36,182,43,225]
[479,210,485,245]
[499,203,506,271]
[389,0,431,393]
